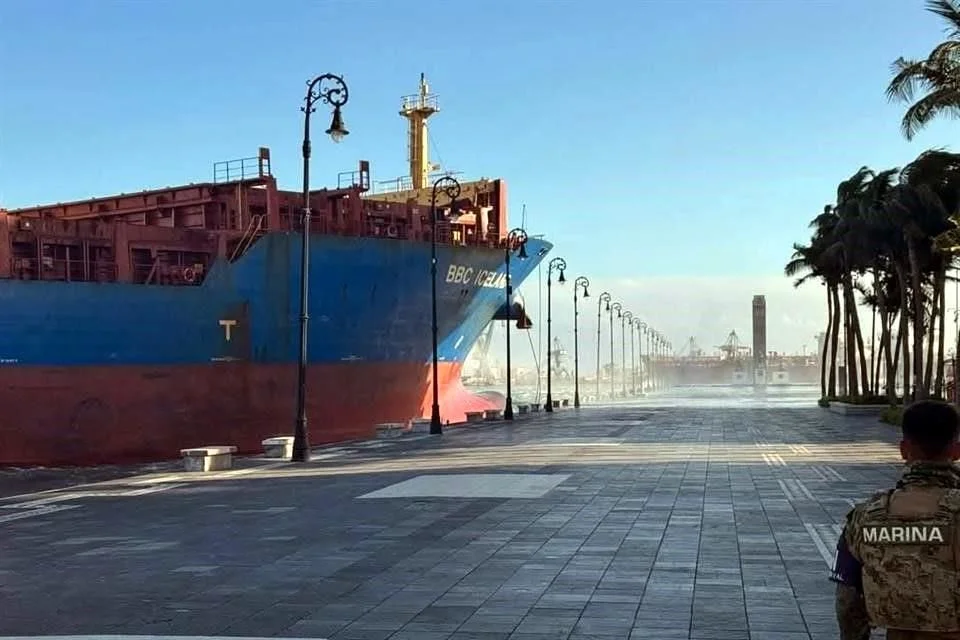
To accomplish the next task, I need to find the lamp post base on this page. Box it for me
[545,394,553,412]
[429,404,443,435]
[504,397,514,420]
[574,392,580,408]
[291,424,310,463]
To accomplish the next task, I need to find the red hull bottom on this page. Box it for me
[0,361,502,467]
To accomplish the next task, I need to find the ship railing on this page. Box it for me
[9,257,118,282]
[400,92,439,113]
[277,208,495,248]
[214,154,270,183]
[369,170,465,195]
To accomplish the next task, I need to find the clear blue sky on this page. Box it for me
[1,0,955,284]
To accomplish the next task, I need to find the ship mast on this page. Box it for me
[399,73,439,190]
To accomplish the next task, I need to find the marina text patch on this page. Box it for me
[860,524,949,544]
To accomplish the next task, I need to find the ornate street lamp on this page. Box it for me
[292,73,349,463]
[573,276,590,408]
[610,302,621,399]
[429,175,461,435]
[503,228,528,420]
[545,257,566,412]
[597,293,611,400]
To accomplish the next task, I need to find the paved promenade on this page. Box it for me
[0,387,902,640]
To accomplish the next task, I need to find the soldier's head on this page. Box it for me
[900,400,960,461]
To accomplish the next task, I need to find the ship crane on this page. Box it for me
[717,329,750,361]
[549,337,572,379]
[679,337,703,359]
[465,322,498,384]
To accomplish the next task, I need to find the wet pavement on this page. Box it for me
[0,386,901,639]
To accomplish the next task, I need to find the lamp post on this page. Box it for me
[573,277,590,408]
[504,228,528,420]
[610,302,621,398]
[620,311,633,398]
[638,321,647,394]
[429,175,462,435]
[653,332,661,390]
[650,331,658,391]
[596,292,611,400]
[545,257,566,412]
[291,73,350,463]
[624,313,635,396]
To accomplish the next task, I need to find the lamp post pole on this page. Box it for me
[623,313,635,395]
[429,176,461,435]
[597,292,610,401]
[653,332,660,390]
[638,322,646,394]
[545,257,566,412]
[647,329,653,392]
[573,277,590,408]
[504,228,528,420]
[620,311,633,398]
[291,73,349,463]
[610,302,621,398]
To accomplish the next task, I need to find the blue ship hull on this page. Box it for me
[0,232,551,466]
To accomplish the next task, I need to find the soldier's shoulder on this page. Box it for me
[845,489,890,522]
[940,487,960,513]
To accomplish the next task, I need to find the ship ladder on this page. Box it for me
[230,213,266,261]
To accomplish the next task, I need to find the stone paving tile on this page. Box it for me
[0,388,906,639]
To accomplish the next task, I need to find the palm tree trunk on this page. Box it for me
[895,263,911,402]
[936,266,947,397]
[890,314,903,400]
[821,286,831,399]
[848,281,870,397]
[843,279,859,398]
[908,239,925,401]
[925,279,939,393]
[829,284,842,397]
[870,303,877,395]
[880,312,894,402]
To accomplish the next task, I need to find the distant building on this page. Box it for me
[752,295,767,384]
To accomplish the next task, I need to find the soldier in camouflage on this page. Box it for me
[831,399,960,639]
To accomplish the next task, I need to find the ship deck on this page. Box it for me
[0,390,900,640]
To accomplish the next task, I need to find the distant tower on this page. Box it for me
[399,73,439,190]
[752,295,767,385]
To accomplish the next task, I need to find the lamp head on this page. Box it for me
[558,270,566,284]
[518,242,528,259]
[326,105,348,143]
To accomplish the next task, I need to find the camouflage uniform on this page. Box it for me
[831,461,960,639]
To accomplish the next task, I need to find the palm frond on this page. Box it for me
[900,90,960,139]
[926,0,960,37]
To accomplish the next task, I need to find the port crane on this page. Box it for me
[549,337,572,379]
[464,323,498,384]
[678,337,703,358]
[717,330,751,361]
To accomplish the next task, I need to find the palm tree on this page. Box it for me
[888,150,960,399]
[786,152,960,405]
[887,0,960,140]
[785,206,845,398]
[785,238,832,398]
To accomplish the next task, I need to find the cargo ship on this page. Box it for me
[666,331,819,386]
[0,76,550,467]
